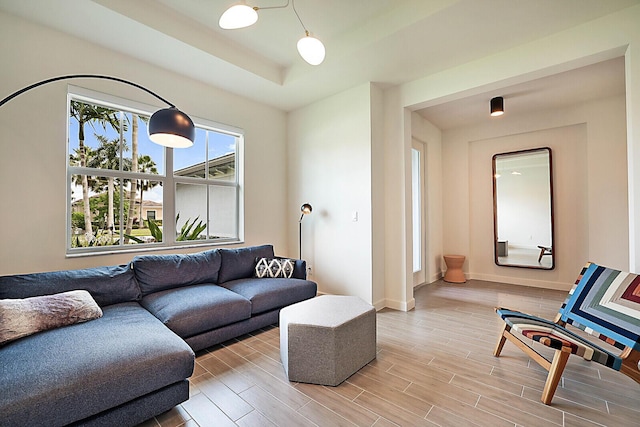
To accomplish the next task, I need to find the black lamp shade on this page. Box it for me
[148,107,196,148]
[490,97,504,116]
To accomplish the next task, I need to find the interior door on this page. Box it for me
[412,140,427,287]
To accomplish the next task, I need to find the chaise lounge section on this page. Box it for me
[0,244,316,427]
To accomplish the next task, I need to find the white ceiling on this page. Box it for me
[0,0,636,125]
[418,57,626,130]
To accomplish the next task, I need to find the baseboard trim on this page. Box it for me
[383,297,415,312]
[467,272,572,291]
[372,298,386,311]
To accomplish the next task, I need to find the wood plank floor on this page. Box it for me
[138,279,640,427]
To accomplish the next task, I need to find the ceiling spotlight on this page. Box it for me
[491,96,504,117]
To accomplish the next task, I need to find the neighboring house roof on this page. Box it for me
[72,196,163,208]
[174,153,235,179]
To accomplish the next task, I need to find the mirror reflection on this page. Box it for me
[493,147,554,269]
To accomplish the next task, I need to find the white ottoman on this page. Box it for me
[279,295,376,386]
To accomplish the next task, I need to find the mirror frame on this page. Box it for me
[492,147,555,270]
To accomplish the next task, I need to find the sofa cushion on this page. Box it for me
[0,302,194,427]
[218,244,274,283]
[0,290,103,345]
[140,284,252,338]
[222,277,317,315]
[132,249,222,296]
[0,264,140,307]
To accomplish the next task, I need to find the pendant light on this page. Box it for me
[297,31,325,65]
[219,0,325,65]
[218,2,258,29]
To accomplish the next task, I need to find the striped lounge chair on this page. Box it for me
[494,262,640,404]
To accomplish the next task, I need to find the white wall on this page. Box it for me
[3,5,639,310]
[370,85,386,307]
[288,83,378,305]
[378,5,640,305]
[0,11,288,275]
[445,96,627,290]
[174,184,237,239]
[466,124,587,287]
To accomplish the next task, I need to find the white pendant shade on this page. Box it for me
[297,34,325,65]
[219,4,258,29]
[219,2,326,65]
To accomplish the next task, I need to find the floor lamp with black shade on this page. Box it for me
[0,74,196,148]
[299,203,312,259]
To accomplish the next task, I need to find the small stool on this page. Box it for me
[279,295,376,386]
[444,255,466,283]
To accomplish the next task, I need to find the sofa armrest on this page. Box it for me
[276,256,307,279]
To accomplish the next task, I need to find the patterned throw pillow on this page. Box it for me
[255,258,295,278]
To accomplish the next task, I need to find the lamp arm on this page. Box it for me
[257,0,290,11]
[291,0,308,33]
[0,74,175,108]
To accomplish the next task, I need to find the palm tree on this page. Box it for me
[69,146,99,221]
[69,101,120,236]
[124,114,139,242]
[89,135,131,231]
[136,154,159,227]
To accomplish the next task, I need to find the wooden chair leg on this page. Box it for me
[494,323,510,357]
[541,347,571,404]
[620,348,640,384]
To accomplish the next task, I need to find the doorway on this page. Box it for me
[412,139,427,287]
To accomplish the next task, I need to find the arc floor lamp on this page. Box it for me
[299,203,312,259]
[0,74,196,148]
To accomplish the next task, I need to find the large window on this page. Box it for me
[67,88,243,255]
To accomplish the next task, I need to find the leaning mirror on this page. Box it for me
[493,147,554,269]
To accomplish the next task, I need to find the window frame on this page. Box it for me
[66,85,244,256]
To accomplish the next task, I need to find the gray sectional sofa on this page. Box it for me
[0,244,317,427]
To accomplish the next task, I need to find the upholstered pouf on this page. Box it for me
[279,295,376,386]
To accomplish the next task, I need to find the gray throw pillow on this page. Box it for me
[0,290,103,345]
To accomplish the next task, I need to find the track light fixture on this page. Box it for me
[219,0,325,65]
[491,96,504,117]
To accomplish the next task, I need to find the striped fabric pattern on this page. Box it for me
[560,262,640,351]
[496,308,621,369]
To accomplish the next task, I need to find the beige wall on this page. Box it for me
[3,4,639,310]
[288,83,381,306]
[443,94,628,289]
[410,97,630,292]
[0,11,288,275]
[381,6,640,303]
